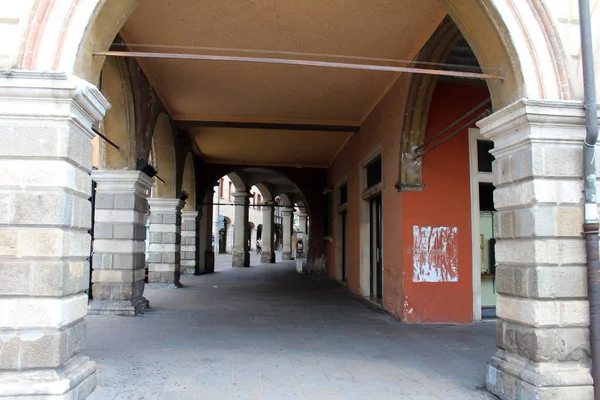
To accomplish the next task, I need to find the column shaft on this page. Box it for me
[282,208,294,260]
[180,211,199,275]
[89,170,152,315]
[147,198,184,288]
[232,192,250,267]
[261,202,276,263]
[197,193,215,274]
[296,211,309,260]
[297,212,308,233]
[0,72,109,398]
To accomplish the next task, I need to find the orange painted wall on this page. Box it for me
[402,82,488,323]
[328,79,489,323]
[327,74,411,319]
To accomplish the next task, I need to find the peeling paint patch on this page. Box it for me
[412,226,458,282]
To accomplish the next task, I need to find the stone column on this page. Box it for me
[297,211,309,255]
[282,207,294,260]
[147,198,184,288]
[89,170,152,315]
[197,193,215,274]
[261,201,276,263]
[180,210,199,275]
[297,212,308,233]
[0,72,109,398]
[232,192,250,267]
[481,100,593,399]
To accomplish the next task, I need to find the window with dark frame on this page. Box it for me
[325,191,333,237]
[366,155,382,188]
[477,140,495,173]
[339,183,347,206]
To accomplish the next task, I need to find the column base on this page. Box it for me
[296,257,308,274]
[261,251,276,264]
[0,354,96,399]
[486,350,593,400]
[147,271,182,287]
[308,256,327,274]
[203,251,215,273]
[180,261,195,275]
[232,251,250,267]
[146,282,183,290]
[282,251,293,260]
[88,297,149,316]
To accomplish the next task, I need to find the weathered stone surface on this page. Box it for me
[261,202,276,264]
[89,170,152,316]
[147,198,183,287]
[282,207,294,261]
[0,72,110,399]
[480,99,593,399]
[232,192,250,268]
[196,194,215,275]
[232,251,250,268]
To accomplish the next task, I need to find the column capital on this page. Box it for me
[148,197,184,212]
[181,210,199,220]
[92,170,154,195]
[478,99,589,153]
[282,207,294,216]
[0,71,111,134]
[232,191,250,204]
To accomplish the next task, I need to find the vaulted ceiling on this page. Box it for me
[119,0,447,167]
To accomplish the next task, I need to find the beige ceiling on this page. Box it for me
[119,0,446,166]
[189,128,352,168]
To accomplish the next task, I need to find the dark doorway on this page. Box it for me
[218,227,227,254]
[341,211,347,281]
[370,195,383,300]
[88,179,97,300]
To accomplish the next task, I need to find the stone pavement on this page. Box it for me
[86,255,497,400]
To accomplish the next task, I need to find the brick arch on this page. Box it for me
[226,172,247,193]
[181,152,196,210]
[13,0,572,109]
[253,182,273,202]
[96,56,135,169]
[151,112,176,198]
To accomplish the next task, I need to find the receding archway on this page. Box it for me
[181,152,196,210]
[151,113,176,198]
[95,56,136,169]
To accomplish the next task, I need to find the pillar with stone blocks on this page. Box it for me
[197,193,215,274]
[297,211,309,255]
[89,170,152,315]
[261,201,276,263]
[282,207,294,260]
[232,192,250,267]
[147,198,184,287]
[481,100,594,400]
[297,212,308,233]
[180,210,199,275]
[0,72,109,398]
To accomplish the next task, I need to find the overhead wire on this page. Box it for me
[105,42,499,75]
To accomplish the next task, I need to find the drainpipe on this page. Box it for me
[579,0,600,397]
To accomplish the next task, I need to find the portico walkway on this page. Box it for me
[87,258,497,400]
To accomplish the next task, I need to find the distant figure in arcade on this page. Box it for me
[256,238,262,255]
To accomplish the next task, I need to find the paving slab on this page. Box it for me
[87,255,497,400]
